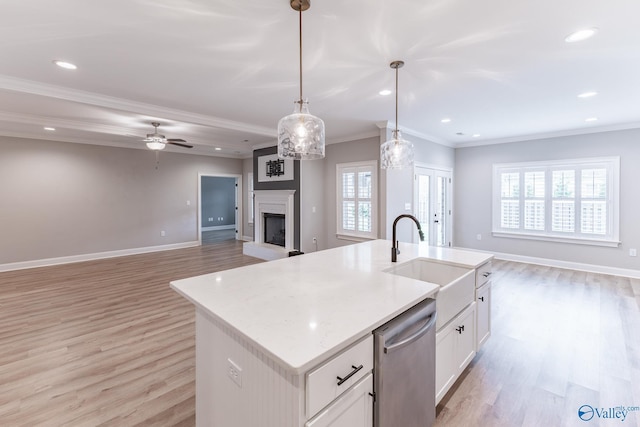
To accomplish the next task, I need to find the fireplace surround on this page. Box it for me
[243,189,296,260]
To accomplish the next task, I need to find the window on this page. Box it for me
[493,157,619,246]
[337,161,378,240]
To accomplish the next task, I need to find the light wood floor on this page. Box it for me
[0,239,262,426]
[1,244,639,426]
[436,261,640,427]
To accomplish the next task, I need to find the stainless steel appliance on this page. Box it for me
[373,298,437,427]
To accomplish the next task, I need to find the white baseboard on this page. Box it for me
[0,241,200,273]
[455,247,640,279]
[202,225,236,232]
[242,235,253,242]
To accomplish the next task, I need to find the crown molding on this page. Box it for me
[375,120,452,147]
[0,74,275,137]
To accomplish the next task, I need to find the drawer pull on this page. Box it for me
[479,296,485,302]
[336,364,363,386]
[482,272,492,278]
[455,325,465,334]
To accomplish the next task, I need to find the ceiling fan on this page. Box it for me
[143,122,193,150]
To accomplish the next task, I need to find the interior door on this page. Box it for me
[414,166,452,247]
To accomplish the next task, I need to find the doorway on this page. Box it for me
[414,166,452,247]
[198,173,242,245]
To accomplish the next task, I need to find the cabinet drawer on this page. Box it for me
[475,261,493,287]
[306,335,373,418]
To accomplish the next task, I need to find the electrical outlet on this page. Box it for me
[312,237,317,244]
[227,358,242,388]
[630,248,637,257]
[476,234,482,241]
[160,230,166,237]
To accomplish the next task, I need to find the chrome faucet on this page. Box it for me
[391,214,424,262]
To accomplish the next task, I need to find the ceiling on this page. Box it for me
[2,0,639,158]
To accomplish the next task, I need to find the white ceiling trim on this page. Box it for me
[0,110,133,136]
[0,130,245,159]
[455,121,640,148]
[0,74,276,137]
[375,121,452,147]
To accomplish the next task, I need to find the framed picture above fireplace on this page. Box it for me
[257,154,294,182]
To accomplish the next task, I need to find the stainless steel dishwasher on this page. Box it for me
[373,298,437,427]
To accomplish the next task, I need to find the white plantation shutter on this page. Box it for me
[551,170,575,233]
[493,158,619,246]
[580,169,607,235]
[524,171,545,231]
[337,161,378,239]
[500,172,520,229]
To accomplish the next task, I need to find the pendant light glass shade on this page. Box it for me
[277,0,325,160]
[380,129,414,169]
[278,100,325,160]
[381,60,414,169]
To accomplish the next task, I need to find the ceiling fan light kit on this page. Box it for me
[143,122,193,151]
[277,0,325,160]
[381,60,415,169]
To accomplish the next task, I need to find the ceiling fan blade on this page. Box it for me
[167,138,187,143]
[167,141,193,148]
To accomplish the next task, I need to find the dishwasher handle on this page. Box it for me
[383,311,437,354]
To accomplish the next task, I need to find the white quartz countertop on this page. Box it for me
[170,239,492,374]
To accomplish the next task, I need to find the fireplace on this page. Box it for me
[264,213,285,247]
[243,189,296,260]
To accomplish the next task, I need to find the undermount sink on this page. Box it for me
[384,258,475,330]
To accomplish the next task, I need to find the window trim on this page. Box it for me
[492,157,620,247]
[336,160,378,241]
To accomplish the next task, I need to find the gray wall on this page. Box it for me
[0,136,243,265]
[242,158,254,240]
[201,176,236,228]
[323,136,381,249]
[300,155,325,253]
[454,128,640,271]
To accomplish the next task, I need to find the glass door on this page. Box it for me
[414,166,452,247]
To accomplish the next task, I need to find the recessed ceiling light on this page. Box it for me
[379,89,392,96]
[214,147,222,151]
[472,134,480,138]
[578,91,598,98]
[441,118,451,123]
[456,132,464,136]
[52,60,77,70]
[585,117,598,122]
[565,28,598,43]
[44,127,56,131]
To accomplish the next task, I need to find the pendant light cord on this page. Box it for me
[395,65,399,134]
[298,5,303,105]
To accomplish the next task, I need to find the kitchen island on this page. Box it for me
[171,239,492,426]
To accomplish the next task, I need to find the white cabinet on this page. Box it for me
[306,373,373,427]
[476,281,491,349]
[306,335,373,418]
[435,302,476,403]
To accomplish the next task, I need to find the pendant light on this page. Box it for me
[277,0,325,160]
[380,60,414,169]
